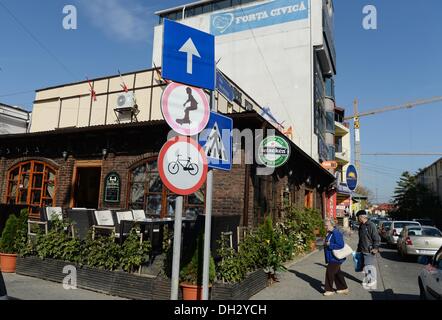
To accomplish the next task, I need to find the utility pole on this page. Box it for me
[353,98,361,176]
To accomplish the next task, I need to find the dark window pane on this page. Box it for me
[22,163,31,173]
[147,160,158,172]
[185,206,204,219]
[8,182,17,198]
[149,174,163,193]
[132,164,148,182]
[34,163,44,172]
[33,174,43,188]
[131,183,145,204]
[187,189,204,205]
[202,4,212,13]
[167,195,177,217]
[147,195,162,215]
[9,168,19,181]
[31,191,41,204]
[21,174,30,188]
[19,190,28,203]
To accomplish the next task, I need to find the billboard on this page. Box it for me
[210,0,309,36]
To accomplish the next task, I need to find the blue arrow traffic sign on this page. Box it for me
[198,112,233,171]
[162,19,215,90]
[346,165,358,192]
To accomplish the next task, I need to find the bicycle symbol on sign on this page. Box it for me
[167,154,199,176]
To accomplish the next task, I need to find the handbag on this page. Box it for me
[328,232,354,259]
[333,243,354,259]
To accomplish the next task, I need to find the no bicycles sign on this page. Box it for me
[158,136,208,195]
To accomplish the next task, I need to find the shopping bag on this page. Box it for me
[352,252,363,272]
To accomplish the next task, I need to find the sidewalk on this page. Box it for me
[251,230,385,300]
[2,273,126,300]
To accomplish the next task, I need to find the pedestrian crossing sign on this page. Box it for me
[198,112,232,171]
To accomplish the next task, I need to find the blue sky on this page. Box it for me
[1,0,441,203]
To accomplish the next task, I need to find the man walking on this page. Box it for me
[356,210,380,290]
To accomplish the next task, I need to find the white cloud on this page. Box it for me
[80,0,157,42]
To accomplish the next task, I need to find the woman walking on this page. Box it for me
[323,219,349,296]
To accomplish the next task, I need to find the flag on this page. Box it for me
[284,126,293,139]
[118,69,129,92]
[86,77,97,102]
[153,62,170,84]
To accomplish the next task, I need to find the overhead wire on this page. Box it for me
[0,1,79,81]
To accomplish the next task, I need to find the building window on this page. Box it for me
[325,77,334,99]
[6,161,57,218]
[128,159,205,218]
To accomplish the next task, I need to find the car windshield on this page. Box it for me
[382,222,392,228]
[394,222,420,229]
[420,228,442,237]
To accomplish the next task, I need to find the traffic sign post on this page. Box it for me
[161,19,216,301]
[198,112,233,171]
[158,136,208,196]
[162,19,215,90]
[346,165,358,217]
[161,82,210,136]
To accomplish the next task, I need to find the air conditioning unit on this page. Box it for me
[115,92,135,110]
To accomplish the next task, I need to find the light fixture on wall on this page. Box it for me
[62,151,68,161]
[102,148,108,159]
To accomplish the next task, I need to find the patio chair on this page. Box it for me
[27,207,68,237]
[132,210,148,221]
[92,210,117,240]
[66,209,95,240]
[115,210,144,244]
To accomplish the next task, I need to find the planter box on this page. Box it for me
[212,269,268,300]
[16,256,267,300]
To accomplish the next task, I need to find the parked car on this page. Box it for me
[413,218,435,227]
[379,221,392,241]
[386,221,421,247]
[418,246,442,300]
[398,226,442,259]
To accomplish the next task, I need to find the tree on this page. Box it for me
[391,171,442,223]
[355,185,374,207]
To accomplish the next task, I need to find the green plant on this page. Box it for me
[0,214,19,254]
[120,229,151,272]
[216,233,246,284]
[81,233,121,270]
[34,219,82,263]
[180,233,216,285]
[15,209,30,255]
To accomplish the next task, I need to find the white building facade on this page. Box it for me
[0,103,30,135]
[152,0,336,162]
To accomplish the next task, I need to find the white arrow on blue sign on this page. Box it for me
[162,19,215,90]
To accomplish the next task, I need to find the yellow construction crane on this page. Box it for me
[343,96,442,173]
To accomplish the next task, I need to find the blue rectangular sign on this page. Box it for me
[198,112,233,171]
[216,70,234,101]
[162,19,215,90]
[210,0,309,36]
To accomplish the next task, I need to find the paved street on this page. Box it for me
[2,273,126,300]
[251,230,422,300]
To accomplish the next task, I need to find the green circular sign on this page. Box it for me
[258,136,291,168]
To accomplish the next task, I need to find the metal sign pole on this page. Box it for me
[170,196,184,300]
[202,90,215,300]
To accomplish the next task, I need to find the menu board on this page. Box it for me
[104,172,120,203]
